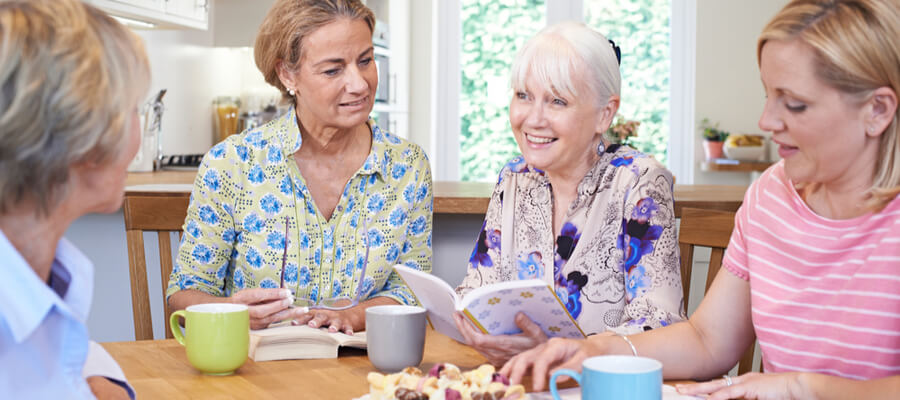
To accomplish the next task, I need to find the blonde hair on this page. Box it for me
[510,21,621,110]
[758,0,900,209]
[0,0,151,215]
[255,0,375,103]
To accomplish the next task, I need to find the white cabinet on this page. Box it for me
[87,0,208,30]
[108,0,165,12]
[166,0,209,23]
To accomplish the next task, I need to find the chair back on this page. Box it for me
[123,192,189,340]
[678,207,757,374]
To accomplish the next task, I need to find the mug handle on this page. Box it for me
[549,369,582,400]
[170,310,187,346]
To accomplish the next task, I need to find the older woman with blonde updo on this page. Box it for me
[0,0,150,398]
[167,0,433,333]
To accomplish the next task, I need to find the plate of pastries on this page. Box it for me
[359,363,528,400]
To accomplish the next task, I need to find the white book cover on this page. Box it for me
[393,265,584,343]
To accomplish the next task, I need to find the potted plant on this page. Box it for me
[608,114,640,147]
[700,118,729,160]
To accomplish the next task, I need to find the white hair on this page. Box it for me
[510,21,621,109]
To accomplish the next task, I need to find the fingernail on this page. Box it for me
[283,299,292,307]
[291,320,299,326]
[282,289,291,298]
[297,306,309,314]
[309,321,317,328]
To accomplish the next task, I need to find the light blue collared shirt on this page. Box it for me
[0,229,128,398]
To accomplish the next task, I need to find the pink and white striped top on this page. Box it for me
[723,161,900,380]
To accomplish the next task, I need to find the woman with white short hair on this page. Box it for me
[453,21,685,366]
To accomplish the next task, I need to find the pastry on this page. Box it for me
[367,363,527,400]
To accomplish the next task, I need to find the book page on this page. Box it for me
[393,264,466,342]
[461,281,584,339]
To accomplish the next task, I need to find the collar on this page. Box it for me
[507,145,641,196]
[0,229,93,343]
[276,108,388,179]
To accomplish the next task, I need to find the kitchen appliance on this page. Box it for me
[128,89,166,172]
[374,50,390,104]
[159,154,205,170]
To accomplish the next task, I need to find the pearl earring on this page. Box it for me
[596,141,606,156]
[288,88,296,96]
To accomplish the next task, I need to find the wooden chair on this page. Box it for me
[123,191,190,340]
[678,207,758,375]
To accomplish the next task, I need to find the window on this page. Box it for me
[435,0,694,182]
[459,0,545,182]
[584,0,671,166]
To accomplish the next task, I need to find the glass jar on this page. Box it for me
[213,96,240,144]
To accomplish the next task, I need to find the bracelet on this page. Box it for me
[618,334,638,356]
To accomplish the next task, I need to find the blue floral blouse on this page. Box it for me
[457,145,685,335]
[166,109,433,307]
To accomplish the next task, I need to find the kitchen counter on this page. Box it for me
[126,171,747,216]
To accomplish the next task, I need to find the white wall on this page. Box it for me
[692,0,787,184]
[407,0,433,158]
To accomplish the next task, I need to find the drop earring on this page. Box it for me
[596,140,606,155]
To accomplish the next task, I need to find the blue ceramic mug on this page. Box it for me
[549,355,663,400]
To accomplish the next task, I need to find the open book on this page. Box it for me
[393,265,585,343]
[248,324,367,361]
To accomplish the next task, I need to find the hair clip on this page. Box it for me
[608,39,621,65]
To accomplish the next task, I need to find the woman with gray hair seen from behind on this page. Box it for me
[167,0,432,334]
[453,21,685,366]
[0,0,150,398]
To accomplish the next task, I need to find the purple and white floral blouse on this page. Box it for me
[456,145,685,335]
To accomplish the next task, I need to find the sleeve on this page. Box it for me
[166,140,242,300]
[455,171,506,297]
[82,341,135,400]
[373,145,434,306]
[722,178,757,281]
[609,161,686,335]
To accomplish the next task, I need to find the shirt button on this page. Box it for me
[336,205,343,212]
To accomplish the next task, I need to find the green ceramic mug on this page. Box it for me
[169,303,249,375]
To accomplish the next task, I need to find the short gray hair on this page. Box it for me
[0,0,151,215]
[510,21,621,109]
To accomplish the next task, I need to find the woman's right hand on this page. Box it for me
[500,336,607,392]
[230,288,299,330]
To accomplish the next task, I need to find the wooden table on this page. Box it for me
[126,172,747,217]
[103,329,488,399]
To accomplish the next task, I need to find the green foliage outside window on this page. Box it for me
[586,0,670,166]
[459,0,671,181]
[460,0,544,182]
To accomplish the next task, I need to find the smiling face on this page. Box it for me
[509,68,616,179]
[280,18,377,132]
[758,39,880,187]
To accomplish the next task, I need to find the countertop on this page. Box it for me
[126,171,747,216]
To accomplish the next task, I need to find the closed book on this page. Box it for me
[248,325,367,361]
[393,264,585,343]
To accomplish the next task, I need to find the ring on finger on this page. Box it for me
[722,375,733,387]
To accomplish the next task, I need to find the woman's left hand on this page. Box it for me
[676,372,811,400]
[453,311,548,366]
[292,306,358,335]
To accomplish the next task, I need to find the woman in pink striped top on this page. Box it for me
[501,0,900,398]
